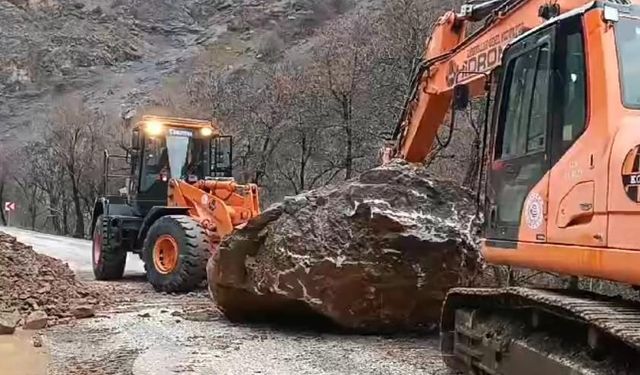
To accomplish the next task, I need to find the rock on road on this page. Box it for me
[0,226,451,375]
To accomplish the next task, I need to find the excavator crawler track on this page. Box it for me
[441,287,640,374]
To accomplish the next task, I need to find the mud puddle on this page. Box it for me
[0,329,48,375]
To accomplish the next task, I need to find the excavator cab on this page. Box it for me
[92,116,259,293]
[481,3,640,280]
[432,2,640,373]
[392,0,640,276]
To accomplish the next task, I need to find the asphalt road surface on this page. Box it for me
[0,226,145,280]
[0,226,451,375]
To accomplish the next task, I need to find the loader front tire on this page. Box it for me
[92,215,127,280]
[143,215,210,293]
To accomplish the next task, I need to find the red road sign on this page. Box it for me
[4,202,16,212]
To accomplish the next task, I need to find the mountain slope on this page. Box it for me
[0,0,349,138]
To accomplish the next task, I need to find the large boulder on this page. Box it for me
[208,161,481,332]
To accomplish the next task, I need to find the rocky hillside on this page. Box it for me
[0,0,352,137]
[2,0,464,234]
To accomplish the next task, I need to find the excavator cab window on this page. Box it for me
[550,17,587,163]
[487,28,554,240]
[496,42,551,159]
[615,17,640,108]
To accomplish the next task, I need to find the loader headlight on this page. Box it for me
[145,120,164,136]
[200,127,213,137]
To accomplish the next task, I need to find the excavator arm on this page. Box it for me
[385,0,593,163]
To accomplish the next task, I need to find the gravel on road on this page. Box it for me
[46,279,452,375]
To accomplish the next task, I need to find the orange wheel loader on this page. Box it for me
[384,0,640,372]
[91,116,260,292]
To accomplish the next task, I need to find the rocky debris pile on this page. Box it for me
[0,233,102,333]
[208,161,482,332]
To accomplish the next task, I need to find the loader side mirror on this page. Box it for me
[453,84,470,110]
[131,129,141,151]
[211,135,233,178]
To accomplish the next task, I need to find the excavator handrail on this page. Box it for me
[505,0,597,46]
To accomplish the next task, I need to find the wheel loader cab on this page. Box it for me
[129,118,233,217]
[91,115,258,293]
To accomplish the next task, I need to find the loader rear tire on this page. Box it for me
[92,215,127,280]
[143,215,210,293]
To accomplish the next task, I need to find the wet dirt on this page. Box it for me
[0,328,49,375]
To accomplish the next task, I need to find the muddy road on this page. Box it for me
[0,227,451,375]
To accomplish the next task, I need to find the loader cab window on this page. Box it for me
[211,136,233,178]
[140,136,168,193]
[140,132,210,194]
[166,134,208,181]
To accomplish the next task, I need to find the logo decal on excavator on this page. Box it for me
[446,23,527,88]
[622,146,640,202]
[525,192,544,230]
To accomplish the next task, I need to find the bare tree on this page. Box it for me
[47,96,107,238]
[13,151,43,230]
[311,14,376,180]
[0,147,13,225]
[19,141,66,233]
[273,92,342,194]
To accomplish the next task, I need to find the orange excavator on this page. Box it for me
[385,0,640,372]
[91,115,260,292]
